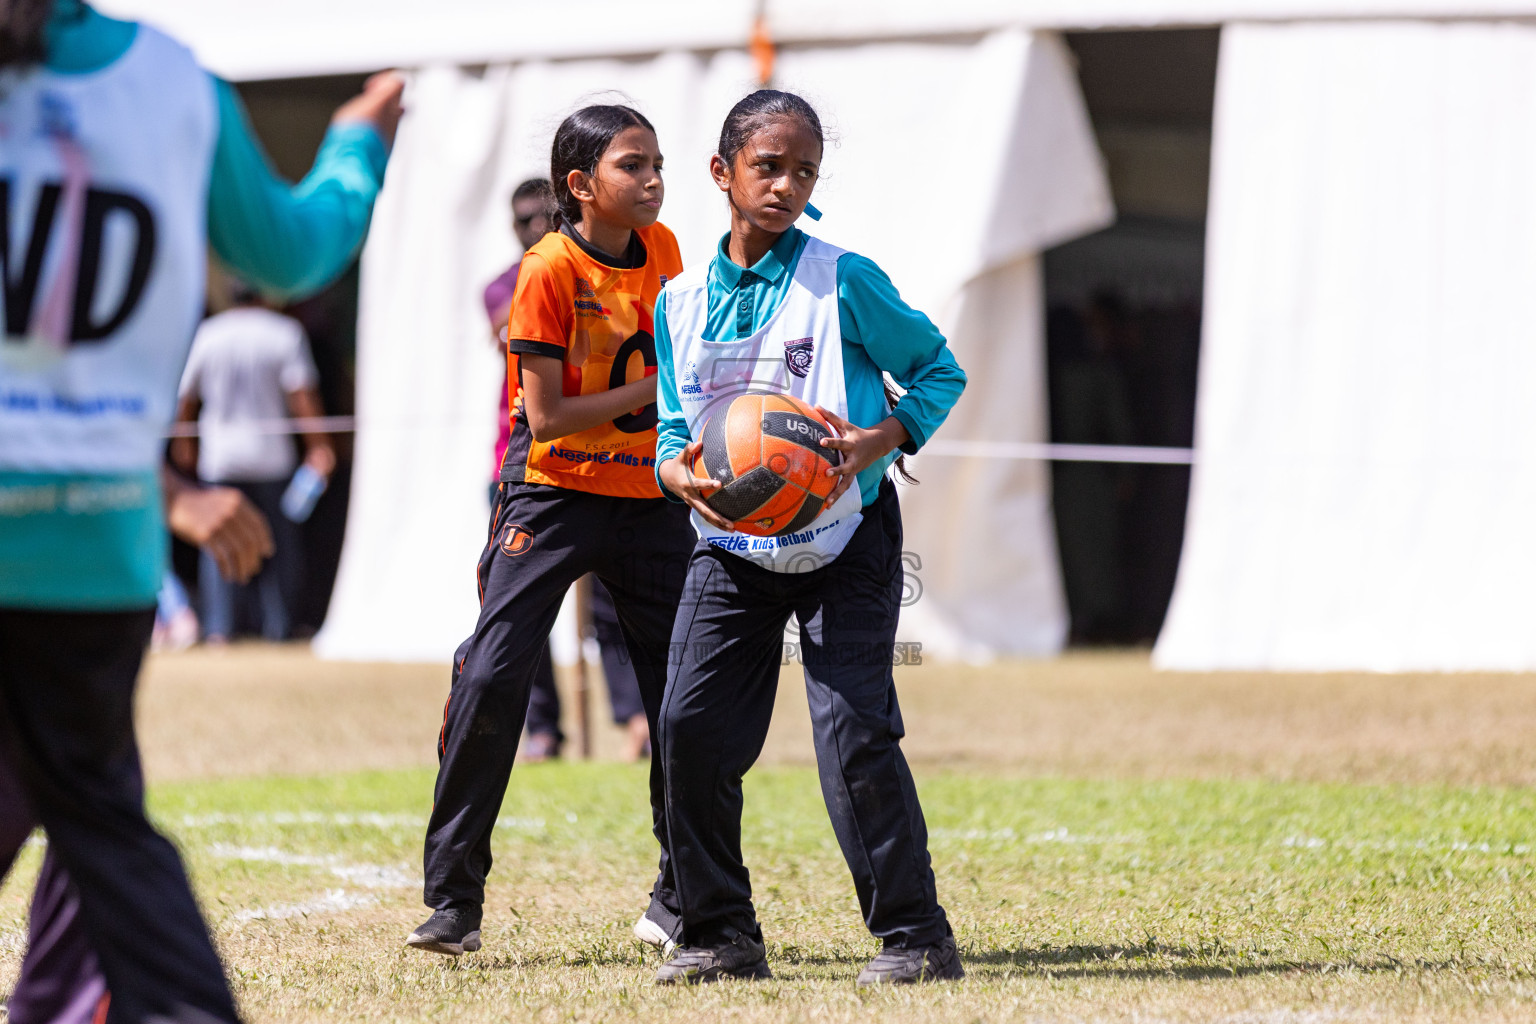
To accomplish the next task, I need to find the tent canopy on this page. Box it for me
[310,31,1111,663]
[100,0,1536,80]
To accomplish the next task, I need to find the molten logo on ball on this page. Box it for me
[690,390,841,537]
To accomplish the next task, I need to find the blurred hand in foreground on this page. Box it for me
[164,474,275,584]
[332,71,406,148]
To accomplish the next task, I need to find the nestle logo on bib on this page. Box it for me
[680,360,704,396]
[783,337,814,378]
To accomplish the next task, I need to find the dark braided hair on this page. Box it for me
[0,0,54,70]
[717,90,916,484]
[549,104,654,229]
[717,89,824,167]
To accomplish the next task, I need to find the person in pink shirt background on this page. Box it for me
[483,179,556,493]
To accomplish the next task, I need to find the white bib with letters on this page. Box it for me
[665,235,865,572]
[0,27,216,474]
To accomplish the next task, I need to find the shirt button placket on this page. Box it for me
[736,292,754,338]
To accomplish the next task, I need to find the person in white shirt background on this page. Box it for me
[172,282,337,643]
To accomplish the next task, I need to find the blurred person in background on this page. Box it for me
[482,179,563,759]
[0,0,401,1017]
[172,283,337,644]
[150,561,200,651]
[1048,290,1136,644]
[482,178,651,762]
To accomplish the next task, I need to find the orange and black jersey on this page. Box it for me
[501,221,683,499]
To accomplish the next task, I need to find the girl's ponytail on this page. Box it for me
[0,0,54,70]
[883,379,917,485]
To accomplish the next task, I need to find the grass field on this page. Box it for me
[3,648,1536,1022]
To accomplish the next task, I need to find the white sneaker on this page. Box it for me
[634,911,677,957]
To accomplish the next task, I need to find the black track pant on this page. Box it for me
[523,578,647,742]
[423,482,693,924]
[0,608,240,1024]
[660,480,950,949]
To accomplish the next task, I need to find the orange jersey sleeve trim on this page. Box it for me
[505,249,572,353]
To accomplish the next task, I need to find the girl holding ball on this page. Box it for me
[652,90,968,986]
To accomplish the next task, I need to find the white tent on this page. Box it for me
[96,1,1536,80]
[1154,18,1536,671]
[104,0,1536,670]
[105,1,1120,664]
[307,31,1110,664]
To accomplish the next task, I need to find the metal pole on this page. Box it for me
[573,574,593,760]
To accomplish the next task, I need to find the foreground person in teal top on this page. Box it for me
[0,3,402,1021]
[1,0,393,610]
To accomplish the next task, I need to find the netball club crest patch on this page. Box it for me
[783,337,815,379]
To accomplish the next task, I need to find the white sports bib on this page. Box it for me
[665,236,864,573]
[0,26,216,474]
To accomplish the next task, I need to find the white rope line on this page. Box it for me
[922,439,1196,465]
[164,417,1198,465]
[165,416,356,438]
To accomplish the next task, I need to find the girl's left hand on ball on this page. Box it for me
[815,408,909,509]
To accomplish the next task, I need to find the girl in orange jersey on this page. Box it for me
[409,105,693,957]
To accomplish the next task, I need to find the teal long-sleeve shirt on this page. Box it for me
[45,2,387,297]
[654,227,968,508]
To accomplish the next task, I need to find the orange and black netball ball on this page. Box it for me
[690,391,842,537]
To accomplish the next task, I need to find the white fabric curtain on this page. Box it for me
[103,1,1536,82]
[316,31,1111,663]
[1156,20,1536,672]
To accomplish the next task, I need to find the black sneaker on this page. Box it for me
[405,906,482,956]
[654,932,772,985]
[856,936,964,985]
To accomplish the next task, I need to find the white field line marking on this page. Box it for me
[212,844,420,924]
[179,811,545,832]
[928,827,1136,845]
[930,827,1532,857]
[235,889,380,922]
[1281,834,1531,855]
[209,844,417,889]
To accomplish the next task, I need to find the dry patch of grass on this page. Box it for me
[138,646,1536,787]
[763,651,1536,786]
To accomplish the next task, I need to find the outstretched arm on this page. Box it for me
[206,73,404,301]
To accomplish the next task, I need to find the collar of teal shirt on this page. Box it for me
[711,225,803,291]
[44,1,137,73]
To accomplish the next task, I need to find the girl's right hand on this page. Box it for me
[660,442,735,531]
